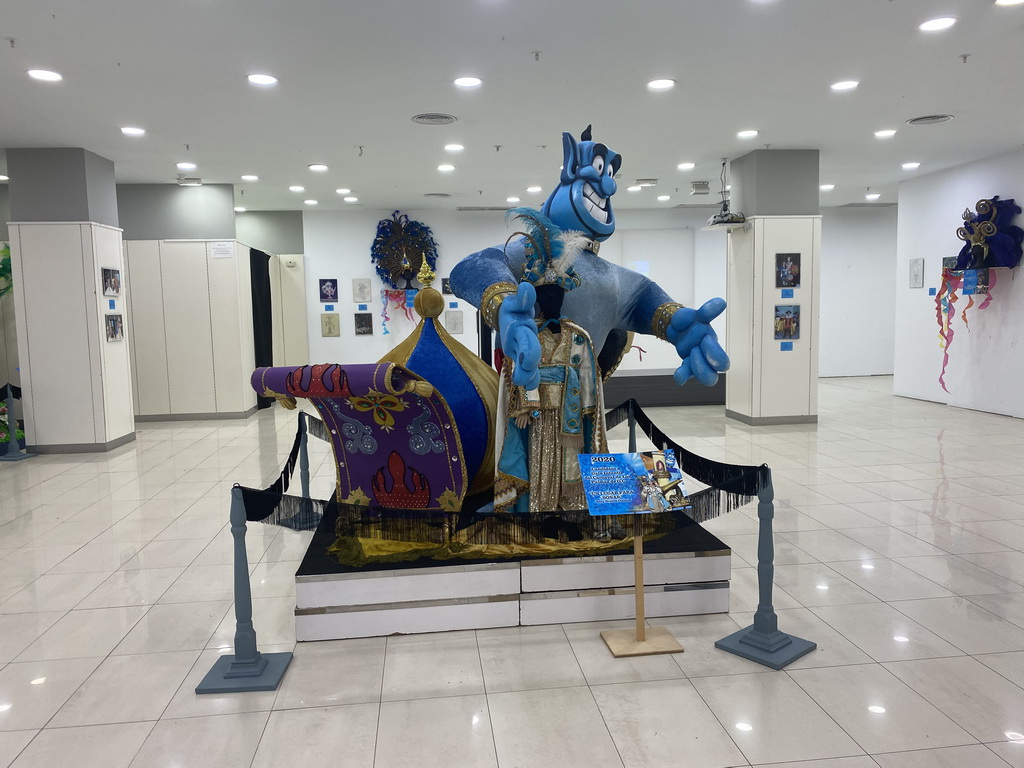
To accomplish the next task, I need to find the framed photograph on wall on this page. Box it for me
[321,312,340,337]
[101,268,121,297]
[319,278,338,303]
[774,305,800,340]
[909,258,924,289]
[444,310,464,334]
[104,314,124,342]
[352,278,371,303]
[441,278,453,295]
[354,312,373,336]
[775,253,800,289]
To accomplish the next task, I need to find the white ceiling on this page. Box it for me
[1,0,1022,213]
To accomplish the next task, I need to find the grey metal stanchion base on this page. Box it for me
[196,485,292,694]
[715,467,816,670]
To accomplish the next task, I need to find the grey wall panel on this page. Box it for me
[0,186,10,241]
[235,210,304,255]
[7,148,91,222]
[83,150,119,227]
[117,184,236,241]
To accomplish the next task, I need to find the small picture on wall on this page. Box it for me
[321,312,340,337]
[354,312,373,336]
[774,305,800,340]
[775,253,800,289]
[352,278,371,303]
[444,310,464,335]
[101,268,121,297]
[942,256,958,270]
[441,278,453,295]
[319,278,338,303]
[909,258,925,289]
[104,313,124,342]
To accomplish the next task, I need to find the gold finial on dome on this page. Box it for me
[413,255,443,319]
[417,255,436,289]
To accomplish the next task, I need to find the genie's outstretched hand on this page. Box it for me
[667,298,730,387]
[498,282,541,390]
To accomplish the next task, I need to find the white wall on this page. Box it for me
[894,148,1024,418]
[818,206,898,377]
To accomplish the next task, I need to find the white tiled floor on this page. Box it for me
[3,376,1024,767]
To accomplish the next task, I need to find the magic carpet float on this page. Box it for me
[245,271,768,568]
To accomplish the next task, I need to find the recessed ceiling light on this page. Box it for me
[737,130,759,139]
[234,206,246,212]
[996,0,1024,5]
[176,162,197,171]
[120,126,146,137]
[444,144,465,152]
[1005,731,1024,741]
[735,723,753,732]
[627,185,642,192]
[874,129,897,138]
[507,196,520,203]
[830,80,859,91]
[247,73,278,86]
[902,162,921,170]
[861,563,875,569]
[866,192,882,201]
[893,635,909,642]
[308,164,328,172]
[335,188,351,195]
[657,195,671,201]
[241,175,259,182]
[868,706,886,714]
[453,76,482,88]
[919,17,956,31]
[289,185,304,192]
[0,705,10,713]
[647,78,676,90]
[438,164,455,172]
[27,69,62,82]
[304,199,318,205]
[343,196,358,203]
[816,584,829,590]
[820,184,835,191]
[0,175,9,182]
[526,186,542,193]
[677,162,695,171]
[30,678,46,685]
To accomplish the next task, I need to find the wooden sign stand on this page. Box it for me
[600,515,684,657]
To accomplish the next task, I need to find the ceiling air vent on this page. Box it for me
[690,181,711,195]
[412,113,457,126]
[906,114,954,126]
[635,179,658,187]
[457,206,514,212]
[423,192,452,198]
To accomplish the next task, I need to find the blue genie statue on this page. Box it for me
[450,124,730,392]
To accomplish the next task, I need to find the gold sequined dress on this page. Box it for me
[493,318,608,514]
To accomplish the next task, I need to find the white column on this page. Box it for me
[9,221,135,450]
[725,216,821,425]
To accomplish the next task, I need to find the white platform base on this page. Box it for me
[295,550,730,640]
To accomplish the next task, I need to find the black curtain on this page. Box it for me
[250,248,274,410]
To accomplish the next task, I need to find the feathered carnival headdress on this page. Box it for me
[504,207,586,291]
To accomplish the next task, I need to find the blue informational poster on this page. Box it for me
[578,450,689,516]
[781,289,794,299]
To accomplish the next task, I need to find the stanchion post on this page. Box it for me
[1,383,35,462]
[196,485,293,693]
[715,467,816,669]
[298,412,311,499]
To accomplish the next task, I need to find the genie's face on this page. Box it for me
[541,129,621,241]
